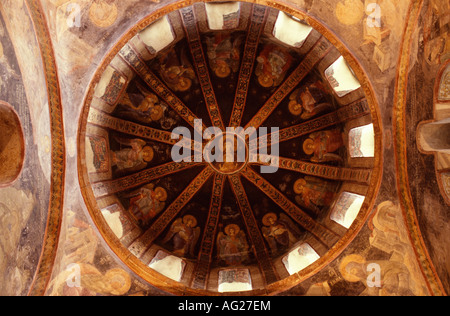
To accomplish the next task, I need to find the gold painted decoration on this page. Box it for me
[76,1,384,296]
[229,4,268,128]
[89,1,118,28]
[126,183,167,223]
[302,129,345,163]
[335,0,365,26]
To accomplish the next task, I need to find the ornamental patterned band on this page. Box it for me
[192,173,226,289]
[129,167,215,258]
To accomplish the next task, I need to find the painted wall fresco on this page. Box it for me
[0,6,51,296]
[283,201,430,296]
[404,0,450,292]
[45,206,169,296]
[0,0,445,296]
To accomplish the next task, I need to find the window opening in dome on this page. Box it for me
[330,192,365,229]
[325,56,361,97]
[218,268,252,293]
[273,11,312,48]
[349,123,375,158]
[282,243,320,275]
[149,250,186,282]
[205,2,241,30]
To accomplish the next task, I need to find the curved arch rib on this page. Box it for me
[229,4,268,128]
[91,159,204,198]
[245,35,333,130]
[180,6,226,131]
[128,166,215,258]
[87,107,176,145]
[119,43,206,133]
[240,166,340,249]
[253,156,372,184]
[253,98,370,150]
[191,173,226,289]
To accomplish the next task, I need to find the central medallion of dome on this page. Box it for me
[78,1,382,295]
[205,132,249,175]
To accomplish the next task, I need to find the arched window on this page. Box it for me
[139,16,175,54]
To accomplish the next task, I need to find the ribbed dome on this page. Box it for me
[78,1,382,295]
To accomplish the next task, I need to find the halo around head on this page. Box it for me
[303,138,315,155]
[294,178,307,194]
[183,215,197,227]
[225,224,240,236]
[142,146,155,162]
[154,187,168,202]
[262,213,279,226]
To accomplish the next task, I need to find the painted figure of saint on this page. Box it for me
[206,33,242,78]
[217,224,249,266]
[111,138,154,173]
[255,44,293,88]
[118,92,165,125]
[288,81,332,119]
[262,213,300,255]
[158,47,196,92]
[294,176,336,213]
[218,135,246,174]
[126,184,168,223]
[303,129,345,163]
[163,215,201,257]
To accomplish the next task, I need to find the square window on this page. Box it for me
[149,250,186,282]
[282,244,320,275]
[330,192,365,229]
[325,56,361,97]
[205,2,240,30]
[139,16,175,54]
[273,11,312,47]
[218,269,252,293]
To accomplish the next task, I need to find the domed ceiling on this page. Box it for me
[78,1,382,295]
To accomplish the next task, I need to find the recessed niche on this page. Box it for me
[0,102,25,187]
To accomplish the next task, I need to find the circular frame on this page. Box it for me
[77,0,383,296]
